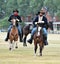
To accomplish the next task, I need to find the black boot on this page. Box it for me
[5,32,9,41]
[43,35,48,45]
[19,34,23,42]
[27,35,33,44]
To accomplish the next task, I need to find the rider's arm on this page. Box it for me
[8,15,13,22]
[33,16,38,27]
[8,16,12,22]
[44,16,49,29]
[16,16,22,22]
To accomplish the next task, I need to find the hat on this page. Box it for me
[40,10,45,14]
[36,12,40,15]
[13,9,19,13]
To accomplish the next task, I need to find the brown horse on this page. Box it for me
[9,18,18,50]
[33,22,44,56]
[23,24,32,46]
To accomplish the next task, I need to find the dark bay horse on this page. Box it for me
[23,24,32,46]
[33,22,44,56]
[9,18,18,50]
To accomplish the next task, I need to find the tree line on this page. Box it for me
[0,0,60,29]
[0,0,60,19]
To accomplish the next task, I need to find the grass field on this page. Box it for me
[0,32,60,64]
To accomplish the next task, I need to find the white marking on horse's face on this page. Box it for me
[38,27,41,32]
[37,26,41,36]
[12,19,16,26]
[37,32,40,36]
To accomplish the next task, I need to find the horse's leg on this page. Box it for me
[39,42,43,56]
[15,41,18,48]
[34,42,37,56]
[9,41,12,50]
[12,41,15,50]
[23,35,27,46]
[39,46,43,56]
[21,28,23,39]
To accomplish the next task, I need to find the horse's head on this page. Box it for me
[37,26,41,36]
[11,18,16,27]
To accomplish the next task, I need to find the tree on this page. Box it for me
[0,0,45,17]
[44,0,60,17]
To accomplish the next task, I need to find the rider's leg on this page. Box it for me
[5,25,12,41]
[17,25,23,42]
[42,28,48,45]
[28,27,37,44]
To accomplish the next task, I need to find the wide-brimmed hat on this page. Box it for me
[13,9,19,13]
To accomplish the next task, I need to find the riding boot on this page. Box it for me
[19,34,23,42]
[27,35,33,44]
[5,32,9,41]
[43,35,48,45]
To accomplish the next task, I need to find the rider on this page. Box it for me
[28,10,49,45]
[5,9,23,42]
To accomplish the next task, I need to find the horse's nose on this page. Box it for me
[13,25,15,27]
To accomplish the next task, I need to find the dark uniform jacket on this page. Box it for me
[33,16,49,29]
[8,14,22,26]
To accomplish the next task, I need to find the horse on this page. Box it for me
[23,24,32,46]
[33,22,44,56]
[9,18,18,50]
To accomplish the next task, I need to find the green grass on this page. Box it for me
[0,33,60,64]
[0,41,60,64]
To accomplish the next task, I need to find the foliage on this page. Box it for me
[0,0,60,17]
[0,17,9,29]
[44,0,60,17]
[0,0,45,17]
[0,17,25,29]
[0,0,60,28]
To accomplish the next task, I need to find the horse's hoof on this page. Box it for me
[34,53,36,56]
[23,44,27,46]
[15,46,18,49]
[25,44,27,46]
[40,54,42,56]
[23,45,27,47]
[9,48,11,50]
